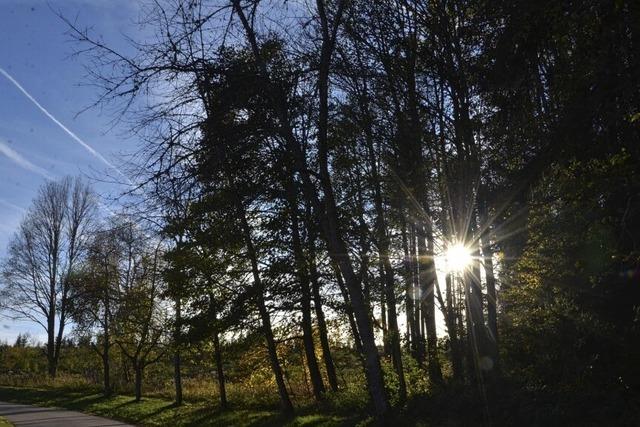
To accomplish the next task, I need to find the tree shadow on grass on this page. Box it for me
[0,386,88,407]
[130,401,179,423]
[63,394,112,409]
[107,398,140,411]
[190,408,291,427]
[186,406,357,427]
[0,387,359,426]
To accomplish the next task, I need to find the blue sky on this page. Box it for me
[0,0,145,343]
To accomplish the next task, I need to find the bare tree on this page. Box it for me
[0,177,96,377]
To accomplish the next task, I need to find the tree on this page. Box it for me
[13,333,30,348]
[1,177,96,377]
[68,224,123,395]
[110,220,168,402]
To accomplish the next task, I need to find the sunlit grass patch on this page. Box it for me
[0,386,355,426]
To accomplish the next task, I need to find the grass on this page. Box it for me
[0,417,13,427]
[0,386,360,427]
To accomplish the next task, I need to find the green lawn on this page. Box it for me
[0,386,359,427]
[0,417,13,427]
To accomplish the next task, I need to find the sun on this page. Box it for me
[445,243,473,273]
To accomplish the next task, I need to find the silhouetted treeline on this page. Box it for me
[1,0,639,424]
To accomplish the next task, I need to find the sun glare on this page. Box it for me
[445,243,472,273]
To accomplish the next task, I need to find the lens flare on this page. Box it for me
[445,243,472,273]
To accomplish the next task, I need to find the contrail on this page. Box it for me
[0,198,26,214]
[0,67,130,183]
[0,139,52,180]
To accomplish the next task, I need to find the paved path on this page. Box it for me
[0,402,135,426]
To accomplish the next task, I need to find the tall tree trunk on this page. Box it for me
[174,296,183,406]
[482,240,499,370]
[409,224,424,366]
[334,245,389,417]
[379,260,389,356]
[456,277,467,378]
[47,282,57,378]
[360,103,406,399]
[465,217,489,383]
[53,281,70,380]
[478,189,499,371]
[443,273,464,382]
[416,224,442,382]
[54,314,65,377]
[308,236,339,392]
[134,362,143,402]
[47,338,56,377]
[213,329,227,409]
[424,222,444,385]
[286,177,326,401]
[382,258,407,403]
[103,315,111,395]
[102,287,112,395]
[315,0,389,417]
[401,222,415,351]
[369,176,406,400]
[332,263,363,355]
[102,350,111,396]
[415,225,430,367]
[301,281,326,401]
[236,197,293,413]
[256,291,293,413]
